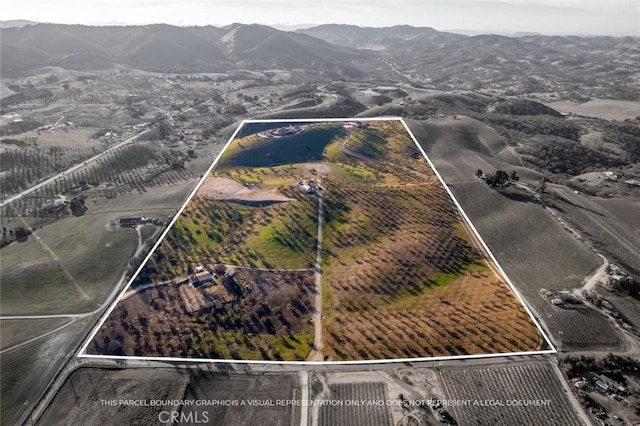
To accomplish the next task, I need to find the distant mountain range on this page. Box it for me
[2,22,638,96]
[297,24,465,50]
[0,23,369,76]
[0,20,38,29]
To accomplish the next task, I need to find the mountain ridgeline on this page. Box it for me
[1,23,639,100]
[0,23,369,76]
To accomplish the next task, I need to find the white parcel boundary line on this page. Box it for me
[76,120,246,357]
[399,117,556,352]
[79,349,554,365]
[77,117,403,358]
[78,116,556,365]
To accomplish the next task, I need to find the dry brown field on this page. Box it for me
[321,178,542,360]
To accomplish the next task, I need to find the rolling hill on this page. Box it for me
[297,24,465,50]
[0,23,371,76]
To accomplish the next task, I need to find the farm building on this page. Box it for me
[297,179,322,195]
[119,217,142,227]
[272,125,301,136]
[171,276,189,286]
[593,377,609,393]
[191,271,214,286]
[595,374,626,394]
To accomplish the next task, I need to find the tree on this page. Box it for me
[158,121,170,139]
[214,264,227,276]
[483,170,519,189]
[14,226,30,240]
[536,177,548,193]
[69,196,87,216]
[475,169,484,178]
[485,170,510,188]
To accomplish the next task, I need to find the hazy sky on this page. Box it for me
[3,0,639,35]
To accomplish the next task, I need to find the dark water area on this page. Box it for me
[224,126,346,167]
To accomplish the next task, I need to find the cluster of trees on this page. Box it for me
[236,93,259,103]
[473,114,582,142]
[604,121,640,162]
[0,119,44,137]
[0,147,68,194]
[476,169,519,188]
[562,354,640,383]
[95,144,155,174]
[201,118,234,139]
[69,196,87,216]
[223,104,247,115]
[93,269,316,360]
[343,127,389,159]
[1,87,53,108]
[1,226,32,248]
[612,275,640,301]
[521,136,621,175]
[493,99,562,117]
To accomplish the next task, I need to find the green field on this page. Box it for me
[0,212,137,314]
[140,190,317,283]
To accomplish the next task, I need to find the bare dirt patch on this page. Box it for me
[544,99,640,121]
[302,162,332,176]
[196,176,292,204]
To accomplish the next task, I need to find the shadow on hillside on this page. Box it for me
[498,188,543,205]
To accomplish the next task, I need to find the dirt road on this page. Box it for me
[308,193,325,361]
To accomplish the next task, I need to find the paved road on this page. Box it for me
[0,313,89,320]
[0,128,150,208]
[299,371,309,426]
